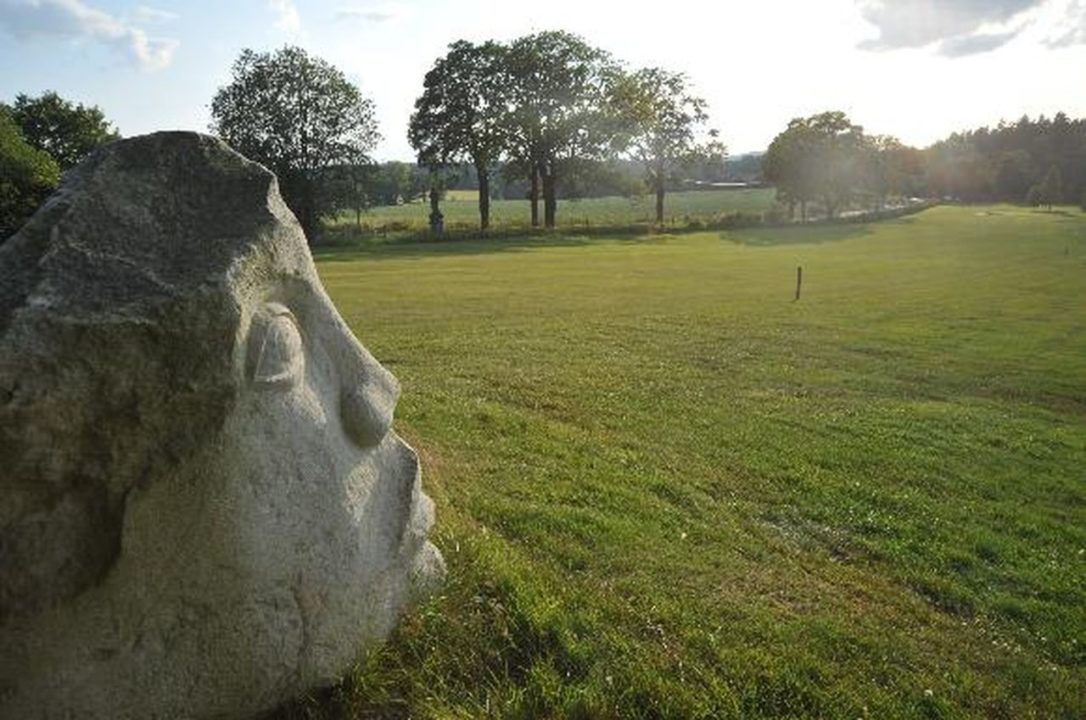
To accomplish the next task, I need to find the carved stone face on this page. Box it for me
[0,132,443,719]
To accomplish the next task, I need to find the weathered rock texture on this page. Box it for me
[0,132,444,719]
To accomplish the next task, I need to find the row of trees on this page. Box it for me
[209,37,721,240]
[1,92,118,237]
[408,32,722,231]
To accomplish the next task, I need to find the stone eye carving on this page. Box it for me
[249,302,304,386]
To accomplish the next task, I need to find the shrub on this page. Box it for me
[1025,184,1042,207]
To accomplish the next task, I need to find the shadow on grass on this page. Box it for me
[723,222,876,247]
[312,229,671,263]
[314,205,940,260]
[1029,208,1075,217]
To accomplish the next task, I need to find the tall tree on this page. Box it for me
[612,67,724,224]
[409,40,507,231]
[7,91,118,170]
[1,109,60,239]
[209,46,380,242]
[763,111,864,220]
[504,31,619,229]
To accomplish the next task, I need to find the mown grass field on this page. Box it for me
[331,188,776,233]
[288,205,1084,719]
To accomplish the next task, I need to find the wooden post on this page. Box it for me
[794,266,803,302]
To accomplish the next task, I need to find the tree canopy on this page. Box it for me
[612,67,723,224]
[1,108,60,239]
[409,40,508,230]
[764,111,868,220]
[6,91,118,170]
[763,118,819,221]
[504,31,620,228]
[403,32,736,231]
[210,46,380,241]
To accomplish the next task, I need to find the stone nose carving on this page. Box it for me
[335,324,400,449]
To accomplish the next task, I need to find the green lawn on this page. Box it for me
[331,188,776,233]
[289,205,1085,718]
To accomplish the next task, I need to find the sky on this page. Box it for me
[1,0,1084,161]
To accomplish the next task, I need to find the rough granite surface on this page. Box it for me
[0,132,444,719]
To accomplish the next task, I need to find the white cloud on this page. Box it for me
[336,4,407,23]
[0,0,178,70]
[1043,0,1086,46]
[939,30,1021,56]
[131,5,178,24]
[857,0,1041,55]
[268,0,300,33]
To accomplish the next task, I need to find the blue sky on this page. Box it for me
[2,0,1085,160]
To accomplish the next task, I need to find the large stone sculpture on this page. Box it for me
[0,132,444,719]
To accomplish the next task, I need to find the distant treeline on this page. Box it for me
[926,114,1085,204]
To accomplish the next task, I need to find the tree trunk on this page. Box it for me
[542,168,557,229]
[529,166,540,228]
[788,199,795,220]
[800,200,807,223]
[428,187,443,235]
[655,179,665,225]
[477,162,490,232]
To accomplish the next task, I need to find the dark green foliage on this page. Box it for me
[763,117,817,221]
[364,161,427,206]
[209,46,379,243]
[1026,184,1042,207]
[409,40,508,231]
[763,111,867,221]
[408,32,622,231]
[862,135,925,210]
[1027,167,1063,210]
[0,90,116,239]
[6,91,118,170]
[503,31,621,228]
[1039,165,1061,209]
[926,113,1086,203]
[721,152,764,183]
[320,163,374,231]
[0,109,59,240]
